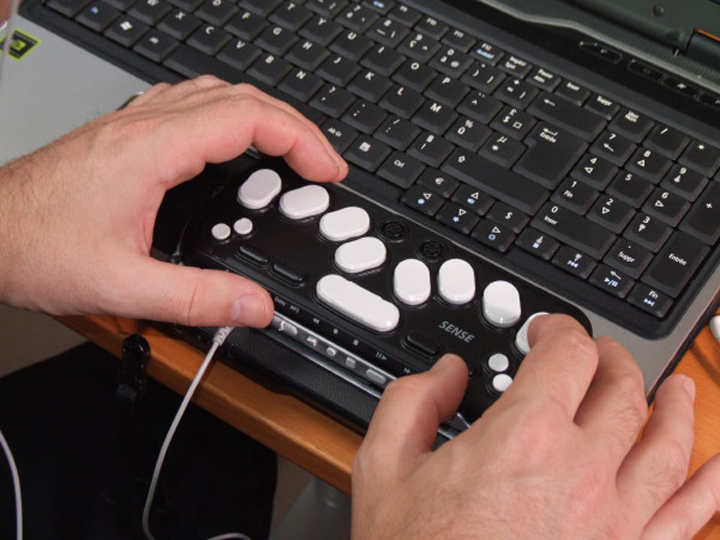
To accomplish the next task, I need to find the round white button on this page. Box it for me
[483,280,521,328]
[393,259,431,306]
[233,218,253,236]
[237,169,282,209]
[279,185,330,220]
[515,312,548,355]
[487,353,509,372]
[211,223,231,241]
[492,374,513,393]
[438,259,475,305]
[335,237,387,273]
[319,206,371,242]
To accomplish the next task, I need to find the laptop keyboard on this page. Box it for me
[41,0,720,325]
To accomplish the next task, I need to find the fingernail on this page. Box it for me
[680,375,696,401]
[230,294,268,326]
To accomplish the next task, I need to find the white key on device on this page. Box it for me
[438,259,475,305]
[317,274,400,332]
[319,206,371,241]
[394,259,431,305]
[279,185,330,219]
[334,237,386,273]
[483,280,521,328]
[237,169,282,209]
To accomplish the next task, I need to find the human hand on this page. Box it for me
[0,77,347,327]
[352,314,720,540]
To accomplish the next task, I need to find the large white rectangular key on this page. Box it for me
[316,274,400,332]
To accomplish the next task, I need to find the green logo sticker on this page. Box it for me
[1,30,41,60]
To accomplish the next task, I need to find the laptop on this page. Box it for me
[2,0,718,434]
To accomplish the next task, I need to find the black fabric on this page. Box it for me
[0,342,277,540]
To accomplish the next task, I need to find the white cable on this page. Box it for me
[0,426,22,540]
[142,326,252,540]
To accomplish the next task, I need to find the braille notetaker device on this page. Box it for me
[178,159,591,438]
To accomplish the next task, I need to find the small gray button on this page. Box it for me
[492,373,513,393]
[365,369,387,386]
[211,223,231,241]
[487,353,509,372]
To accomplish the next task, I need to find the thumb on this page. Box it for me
[103,255,273,327]
[361,355,468,474]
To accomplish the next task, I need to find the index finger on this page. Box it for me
[500,314,599,420]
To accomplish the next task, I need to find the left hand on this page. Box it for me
[0,77,347,327]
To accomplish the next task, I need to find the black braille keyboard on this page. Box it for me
[179,159,592,435]
[36,0,720,330]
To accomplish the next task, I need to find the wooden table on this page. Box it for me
[58,313,720,538]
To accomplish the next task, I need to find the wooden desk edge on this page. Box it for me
[58,314,720,536]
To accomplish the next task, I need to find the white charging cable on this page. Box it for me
[0,426,22,540]
[142,326,251,540]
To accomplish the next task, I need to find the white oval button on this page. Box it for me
[483,280,521,328]
[515,312,548,355]
[319,206,371,242]
[233,218,253,236]
[316,274,399,332]
[438,259,475,305]
[237,169,282,209]
[279,185,330,219]
[393,259,431,306]
[335,237,386,273]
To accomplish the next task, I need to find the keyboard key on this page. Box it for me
[471,41,504,65]
[412,100,457,135]
[516,228,560,260]
[584,93,620,120]
[76,2,120,32]
[377,152,425,188]
[644,124,690,160]
[104,15,149,47]
[642,189,691,227]
[457,90,503,123]
[306,0,348,18]
[532,202,616,258]
[133,28,179,61]
[268,2,312,31]
[551,178,598,213]
[338,4,379,32]
[225,10,266,40]
[342,99,387,134]
[238,0,281,17]
[451,185,494,215]
[498,55,533,78]
[194,0,235,26]
[158,9,201,40]
[603,239,653,278]
[361,44,405,77]
[310,84,354,117]
[425,76,470,108]
[348,69,393,102]
[375,116,421,150]
[368,17,409,47]
[398,31,441,63]
[247,51,292,85]
[479,133,525,168]
[491,106,535,140]
[528,92,605,141]
[626,147,672,182]
[571,154,617,189]
[587,195,634,234]
[407,131,453,167]
[330,29,373,61]
[388,3,422,26]
[590,131,636,166]
[401,185,444,216]
[318,54,360,86]
[379,84,424,118]
[555,80,590,106]
[494,78,538,109]
[641,232,709,298]
[679,141,720,177]
[514,124,586,189]
[320,119,358,154]
[443,28,476,52]
[344,135,391,171]
[415,16,448,40]
[609,109,654,143]
[278,68,324,101]
[589,265,634,298]
[527,67,560,91]
[363,1,393,16]
[187,23,230,55]
[334,236,386,273]
[299,14,343,45]
[627,284,673,318]
[552,246,596,279]
[486,202,528,233]
[48,0,91,17]
[392,59,437,92]
[443,149,549,214]
[286,39,329,70]
[661,165,708,201]
[462,61,506,93]
[471,221,515,252]
[217,38,261,70]
[429,46,473,78]
[416,169,459,198]
[437,202,480,234]
[623,214,672,252]
[606,171,653,206]
[679,181,720,245]
[445,117,492,151]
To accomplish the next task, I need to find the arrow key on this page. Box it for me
[642,188,691,227]
[436,202,480,234]
[471,220,515,252]
[401,185,444,216]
